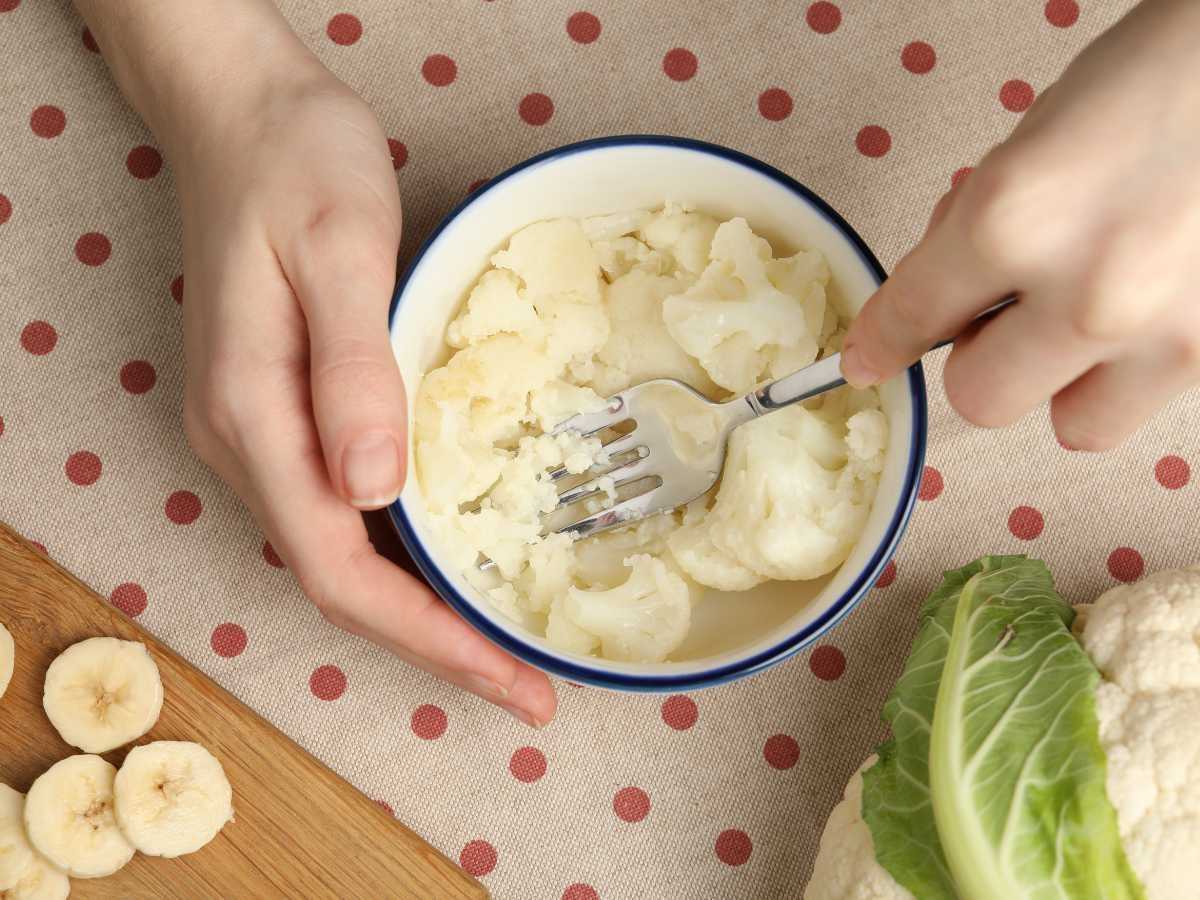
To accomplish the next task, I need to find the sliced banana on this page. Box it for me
[0,784,36,890]
[114,741,233,858]
[2,853,70,900]
[23,755,134,879]
[43,637,163,754]
[0,622,13,701]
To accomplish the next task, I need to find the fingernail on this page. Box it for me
[841,344,880,388]
[466,674,510,702]
[502,704,544,729]
[343,431,403,509]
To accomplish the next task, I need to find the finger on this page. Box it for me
[941,297,1106,427]
[281,206,408,510]
[841,201,1012,388]
[237,391,557,726]
[1051,344,1200,451]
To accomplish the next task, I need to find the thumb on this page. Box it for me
[283,208,408,509]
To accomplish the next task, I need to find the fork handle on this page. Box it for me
[745,296,1017,417]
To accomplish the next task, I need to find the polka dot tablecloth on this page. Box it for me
[2,1,1196,898]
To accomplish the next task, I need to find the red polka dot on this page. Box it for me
[387,139,408,169]
[119,360,156,395]
[662,48,698,81]
[468,178,488,193]
[126,145,162,179]
[0,416,4,437]
[758,88,793,122]
[422,54,457,86]
[326,13,362,45]
[809,645,845,681]
[20,321,57,355]
[519,93,554,126]
[459,841,497,878]
[613,787,650,823]
[1107,548,1144,584]
[262,540,285,568]
[1000,80,1035,112]
[562,885,599,900]
[566,12,601,44]
[1007,505,1044,540]
[1045,0,1079,27]
[856,125,892,158]
[1155,455,1190,490]
[918,465,943,500]
[715,829,753,866]
[805,1,841,34]
[376,799,394,817]
[30,106,65,138]
[211,623,247,658]
[75,232,111,266]
[0,194,11,225]
[763,734,800,770]
[82,27,99,53]
[65,451,102,486]
[310,665,348,701]
[509,746,547,783]
[875,560,896,589]
[952,166,974,189]
[411,703,447,739]
[30,541,46,555]
[170,275,184,304]
[110,583,147,618]
[165,490,202,525]
[0,1,20,12]
[661,695,698,730]
[901,41,936,74]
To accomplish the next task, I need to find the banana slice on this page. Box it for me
[24,755,134,879]
[0,622,13,701]
[0,784,36,890]
[114,741,233,858]
[43,637,163,754]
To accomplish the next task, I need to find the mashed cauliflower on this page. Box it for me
[414,205,888,663]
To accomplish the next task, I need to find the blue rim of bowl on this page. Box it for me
[387,134,927,692]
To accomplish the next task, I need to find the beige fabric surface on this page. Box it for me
[3,1,1194,898]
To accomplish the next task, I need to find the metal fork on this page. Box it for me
[475,298,1016,565]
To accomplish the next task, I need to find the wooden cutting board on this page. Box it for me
[0,523,487,900]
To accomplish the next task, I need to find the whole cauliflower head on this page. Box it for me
[1077,567,1200,899]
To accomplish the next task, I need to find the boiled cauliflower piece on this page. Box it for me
[591,267,718,398]
[446,269,539,348]
[662,217,829,394]
[491,218,601,304]
[637,203,720,276]
[1077,567,1200,900]
[559,555,692,662]
[670,398,887,587]
[805,758,914,900]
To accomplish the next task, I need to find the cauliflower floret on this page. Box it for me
[446,269,539,348]
[637,203,719,275]
[581,209,654,243]
[590,268,716,397]
[670,398,887,587]
[1079,568,1200,899]
[491,218,601,304]
[661,218,828,394]
[558,555,692,662]
[804,757,914,900]
[573,513,680,589]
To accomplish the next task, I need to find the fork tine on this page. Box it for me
[551,394,628,437]
[542,429,644,483]
[556,482,669,541]
[554,454,653,509]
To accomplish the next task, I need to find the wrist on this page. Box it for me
[74,0,326,165]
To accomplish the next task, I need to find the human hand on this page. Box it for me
[841,0,1200,450]
[76,0,556,726]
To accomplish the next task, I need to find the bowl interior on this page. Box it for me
[390,139,921,683]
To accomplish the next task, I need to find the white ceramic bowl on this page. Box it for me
[387,136,926,691]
